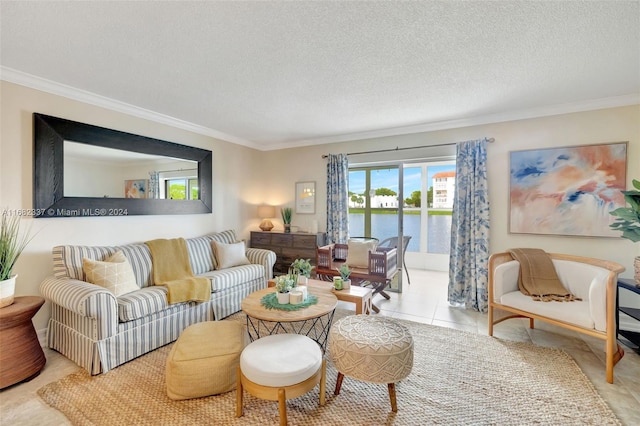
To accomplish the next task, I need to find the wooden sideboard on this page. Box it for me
[250,231,326,274]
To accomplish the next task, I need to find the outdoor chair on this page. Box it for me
[377,236,412,284]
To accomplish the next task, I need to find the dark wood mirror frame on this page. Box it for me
[33,113,213,218]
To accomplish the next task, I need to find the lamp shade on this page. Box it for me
[258,205,276,231]
[258,205,276,219]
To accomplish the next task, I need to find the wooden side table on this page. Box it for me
[0,296,46,388]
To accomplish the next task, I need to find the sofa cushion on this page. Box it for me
[345,239,378,268]
[83,251,139,297]
[199,264,265,292]
[212,240,250,270]
[500,291,594,330]
[117,286,174,322]
[185,235,216,275]
[53,244,152,287]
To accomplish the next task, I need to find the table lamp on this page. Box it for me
[258,205,276,231]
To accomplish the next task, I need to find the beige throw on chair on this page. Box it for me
[508,248,581,302]
[145,238,210,304]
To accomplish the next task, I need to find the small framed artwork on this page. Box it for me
[509,141,627,237]
[124,179,148,199]
[295,181,316,214]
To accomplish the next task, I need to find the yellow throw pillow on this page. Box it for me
[83,251,139,296]
[345,239,378,268]
[211,240,250,269]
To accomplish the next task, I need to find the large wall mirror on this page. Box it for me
[33,113,212,217]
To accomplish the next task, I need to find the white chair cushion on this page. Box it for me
[240,334,322,387]
[500,291,594,330]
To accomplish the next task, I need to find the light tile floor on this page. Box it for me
[1,269,639,425]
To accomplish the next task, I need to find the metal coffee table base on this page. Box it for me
[245,310,336,353]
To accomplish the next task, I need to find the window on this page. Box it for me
[164,178,199,200]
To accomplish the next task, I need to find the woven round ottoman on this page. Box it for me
[236,334,326,426]
[329,315,413,412]
[166,321,245,400]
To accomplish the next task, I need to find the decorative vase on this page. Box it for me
[284,224,291,233]
[0,275,17,308]
[635,256,640,284]
[343,279,351,290]
[276,292,290,304]
[298,276,308,285]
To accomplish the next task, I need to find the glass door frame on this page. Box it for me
[348,164,405,293]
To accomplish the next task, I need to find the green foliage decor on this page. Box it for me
[609,179,640,243]
[281,207,292,225]
[290,258,312,278]
[0,212,35,281]
[339,264,351,280]
[274,274,296,293]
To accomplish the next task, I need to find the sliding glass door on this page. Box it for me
[348,165,405,291]
[349,159,456,291]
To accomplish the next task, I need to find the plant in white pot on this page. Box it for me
[609,179,640,283]
[291,258,312,285]
[274,275,295,304]
[0,213,35,308]
[339,264,352,290]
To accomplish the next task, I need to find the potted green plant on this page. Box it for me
[274,275,295,304]
[281,207,293,233]
[291,258,312,285]
[0,213,35,308]
[609,178,640,283]
[339,264,352,290]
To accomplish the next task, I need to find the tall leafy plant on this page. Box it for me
[609,179,640,242]
[281,207,292,225]
[0,213,35,280]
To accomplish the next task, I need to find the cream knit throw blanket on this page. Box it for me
[509,248,581,302]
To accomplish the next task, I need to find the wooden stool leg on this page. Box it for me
[334,372,344,395]
[388,383,397,412]
[278,388,287,426]
[319,359,326,405]
[236,365,243,417]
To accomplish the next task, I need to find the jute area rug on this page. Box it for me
[38,310,620,425]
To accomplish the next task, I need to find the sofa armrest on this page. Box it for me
[246,248,277,280]
[490,260,520,302]
[40,276,118,338]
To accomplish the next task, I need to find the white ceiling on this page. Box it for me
[1,1,639,151]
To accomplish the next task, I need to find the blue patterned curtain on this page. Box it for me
[326,154,349,244]
[448,139,490,312]
[148,171,160,199]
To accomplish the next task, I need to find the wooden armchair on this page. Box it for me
[488,251,625,383]
[315,242,398,312]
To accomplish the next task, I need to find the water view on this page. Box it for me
[349,213,452,254]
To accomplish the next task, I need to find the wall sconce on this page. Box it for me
[257,205,276,231]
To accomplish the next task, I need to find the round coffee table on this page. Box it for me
[241,287,338,352]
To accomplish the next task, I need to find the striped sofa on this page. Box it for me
[40,230,276,375]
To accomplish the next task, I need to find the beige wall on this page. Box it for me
[1,79,639,332]
[0,81,263,330]
[258,105,640,276]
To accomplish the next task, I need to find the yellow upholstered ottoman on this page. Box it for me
[166,321,245,400]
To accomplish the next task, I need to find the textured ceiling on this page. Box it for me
[1,1,639,150]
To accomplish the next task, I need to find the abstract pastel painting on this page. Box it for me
[509,142,627,237]
[124,179,148,199]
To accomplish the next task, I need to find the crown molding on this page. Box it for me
[0,66,258,149]
[3,66,637,152]
[268,93,640,150]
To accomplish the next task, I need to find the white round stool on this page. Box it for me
[236,334,326,426]
[329,315,414,412]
